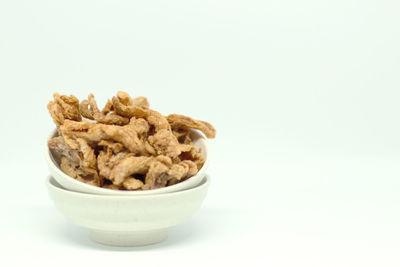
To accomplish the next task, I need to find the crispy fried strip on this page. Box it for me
[60,120,145,154]
[109,156,153,185]
[117,91,133,106]
[47,101,64,126]
[97,149,128,179]
[60,156,79,178]
[146,110,170,131]
[47,94,82,126]
[143,157,197,189]
[148,129,192,158]
[79,100,94,120]
[129,117,150,135]
[98,140,125,153]
[143,160,170,190]
[123,177,144,190]
[87,94,129,125]
[54,94,82,122]
[167,160,198,181]
[179,145,205,170]
[167,114,216,138]
[117,91,149,108]
[97,149,112,179]
[76,138,97,170]
[113,94,170,131]
[48,136,80,166]
[144,141,156,156]
[112,96,148,118]
[60,156,101,186]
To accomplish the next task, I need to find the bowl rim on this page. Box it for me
[45,128,210,195]
[46,174,210,200]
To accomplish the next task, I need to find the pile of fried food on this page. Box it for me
[47,92,216,191]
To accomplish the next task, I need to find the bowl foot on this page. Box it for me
[90,229,168,247]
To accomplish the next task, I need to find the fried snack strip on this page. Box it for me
[97,149,128,180]
[109,155,153,185]
[112,94,170,131]
[143,156,198,190]
[123,178,144,190]
[48,136,80,165]
[60,120,145,155]
[50,136,101,186]
[167,114,216,139]
[80,94,129,125]
[148,129,192,158]
[48,94,81,126]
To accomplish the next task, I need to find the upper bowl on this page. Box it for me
[46,129,209,195]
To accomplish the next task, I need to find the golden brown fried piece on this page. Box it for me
[143,156,198,189]
[88,94,129,125]
[148,129,192,158]
[109,155,152,185]
[123,177,144,190]
[144,141,157,156]
[60,156,100,186]
[79,94,129,125]
[147,110,170,131]
[153,155,172,166]
[50,136,100,186]
[97,149,129,180]
[76,138,97,170]
[112,96,148,118]
[103,183,122,190]
[172,129,189,139]
[167,160,198,186]
[48,93,81,126]
[167,114,216,138]
[173,129,193,145]
[168,160,198,180]
[117,91,149,108]
[60,120,145,155]
[143,160,170,190]
[79,100,94,120]
[98,140,125,154]
[116,91,133,106]
[60,156,79,178]
[47,101,65,126]
[179,145,205,170]
[62,134,80,150]
[48,136,80,166]
[129,117,150,136]
[112,92,169,130]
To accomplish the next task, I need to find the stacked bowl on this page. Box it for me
[45,129,210,246]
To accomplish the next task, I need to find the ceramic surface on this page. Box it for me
[46,175,210,246]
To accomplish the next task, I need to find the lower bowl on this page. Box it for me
[46,174,210,246]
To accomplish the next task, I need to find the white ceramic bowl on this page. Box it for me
[46,175,210,246]
[46,129,209,195]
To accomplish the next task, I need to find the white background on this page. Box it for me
[1,0,400,266]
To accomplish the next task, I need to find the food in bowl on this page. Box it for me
[47,91,216,191]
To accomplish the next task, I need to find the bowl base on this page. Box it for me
[90,229,168,247]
